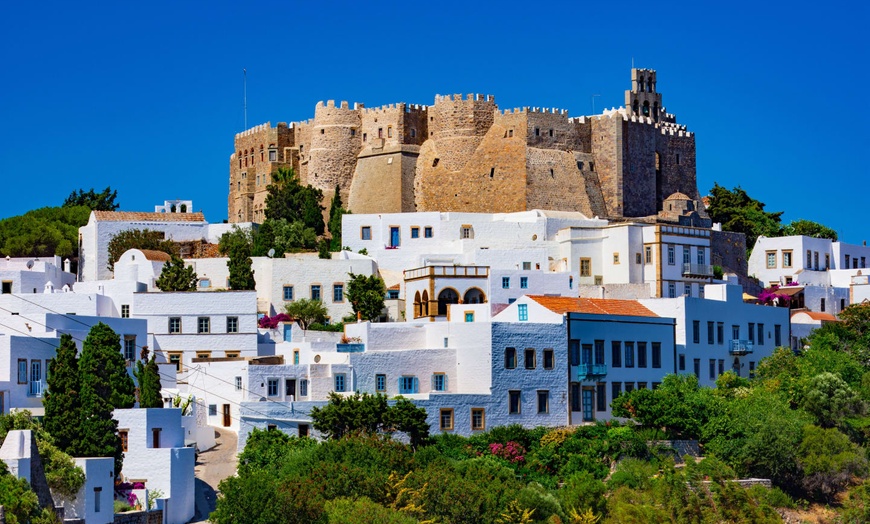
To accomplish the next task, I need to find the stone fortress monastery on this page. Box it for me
[229,68,705,227]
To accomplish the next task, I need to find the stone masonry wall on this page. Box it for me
[590,115,622,216]
[307,101,363,204]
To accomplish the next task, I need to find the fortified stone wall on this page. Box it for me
[307,100,363,203]
[590,114,623,216]
[228,123,294,222]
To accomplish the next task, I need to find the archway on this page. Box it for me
[463,288,486,304]
[437,288,459,315]
[413,291,422,318]
[421,290,430,317]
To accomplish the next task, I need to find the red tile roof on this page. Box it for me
[93,211,206,222]
[138,249,172,262]
[527,296,659,317]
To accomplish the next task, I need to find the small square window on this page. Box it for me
[518,304,528,322]
[267,379,279,396]
[411,227,420,239]
[199,279,211,289]
[520,277,528,289]
[208,405,217,416]
[169,353,182,372]
[376,374,386,392]
[399,376,418,394]
[169,317,181,334]
[537,390,549,413]
[432,373,447,392]
[543,349,554,369]
[471,408,485,431]
[198,317,210,334]
[283,286,294,301]
[464,311,474,322]
[424,227,433,238]
[226,316,239,333]
[310,285,321,301]
[121,305,130,318]
[439,408,454,430]
[502,277,510,289]
[522,261,531,270]
[334,374,346,392]
[361,226,372,240]
[580,258,591,277]
[613,253,620,264]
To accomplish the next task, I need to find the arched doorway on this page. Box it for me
[421,290,430,317]
[437,288,459,315]
[463,288,486,304]
[413,291,422,318]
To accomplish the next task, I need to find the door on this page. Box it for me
[286,379,297,401]
[222,404,231,427]
[30,361,41,396]
[582,389,595,422]
[390,227,400,247]
[0,391,4,414]
[581,344,593,377]
[283,323,292,342]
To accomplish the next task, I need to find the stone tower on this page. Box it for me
[306,100,363,204]
[625,68,664,123]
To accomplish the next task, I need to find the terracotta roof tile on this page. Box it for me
[527,296,659,317]
[793,310,839,322]
[138,249,172,262]
[94,211,206,223]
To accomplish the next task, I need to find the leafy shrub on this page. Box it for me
[324,497,415,524]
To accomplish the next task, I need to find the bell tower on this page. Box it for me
[625,68,664,123]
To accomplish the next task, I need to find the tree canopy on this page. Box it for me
[63,186,119,211]
[284,298,328,330]
[781,219,838,241]
[107,228,178,272]
[0,205,91,259]
[43,334,82,453]
[706,183,783,250]
[345,273,387,322]
[309,392,430,449]
[155,255,198,292]
[134,347,163,409]
[226,235,256,291]
[328,186,349,251]
[264,168,325,236]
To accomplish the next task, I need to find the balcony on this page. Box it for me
[730,340,754,355]
[577,363,608,381]
[29,380,46,397]
[404,265,490,281]
[682,263,714,278]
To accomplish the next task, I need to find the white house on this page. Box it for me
[0,256,75,295]
[63,457,115,524]
[113,408,195,524]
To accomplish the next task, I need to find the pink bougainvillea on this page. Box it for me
[258,313,292,329]
[488,441,526,464]
[757,285,793,306]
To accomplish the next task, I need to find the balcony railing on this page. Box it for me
[730,340,754,355]
[682,263,714,277]
[577,363,608,381]
[29,380,46,397]
[336,343,365,353]
[404,265,490,280]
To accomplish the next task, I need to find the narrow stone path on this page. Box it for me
[190,428,238,523]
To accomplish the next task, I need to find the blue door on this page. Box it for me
[283,323,292,342]
[582,389,594,422]
[390,227,400,247]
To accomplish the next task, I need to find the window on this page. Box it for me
[152,428,161,449]
[199,279,211,289]
[361,226,371,240]
[208,405,217,417]
[299,424,310,437]
[267,379,279,396]
[198,317,210,334]
[226,351,239,358]
[471,408,485,430]
[807,250,812,267]
[718,359,725,375]
[693,358,700,377]
[820,298,826,312]
[440,408,454,430]
[571,383,582,411]
[569,341,580,366]
[766,251,777,268]
[169,353,182,372]
[757,323,764,345]
[293,350,299,365]
[693,320,700,344]
[748,322,755,344]
[783,251,793,268]
[424,227,433,238]
[283,286,294,301]
[684,283,691,297]
[697,248,705,265]
[624,342,635,368]
[120,430,129,452]
[645,246,652,264]
[537,390,549,413]
[95,487,102,513]
[524,348,536,369]
[519,276,529,289]
[235,376,242,391]
[334,374,346,392]
[543,349,554,369]
[121,304,130,318]
[667,245,675,265]
[374,373,386,392]
[637,342,647,368]
[333,284,344,303]
[749,361,756,378]
[387,126,393,138]
[509,391,521,414]
[399,376,418,394]
[1,281,11,294]
[227,316,239,333]
[269,150,277,161]
[612,382,622,401]
[522,261,532,270]
[169,317,181,334]
[613,253,620,264]
[285,379,296,398]
[707,321,715,344]
[18,359,28,384]
[310,285,321,301]
[502,277,510,289]
[611,341,622,367]
[709,359,716,380]
[775,324,782,346]
[465,311,474,322]
[595,383,606,411]
[124,336,136,361]
[863,257,867,269]
[460,225,473,239]
[678,354,685,371]
[411,227,420,239]
[580,258,592,276]
[300,380,308,397]
[826,254,831,269]
[505,347,517,369]
[432,373,447,392]
[625,382,634,392]
[518,304,528,321]
[717,322,724,345]
[668,282,676,298]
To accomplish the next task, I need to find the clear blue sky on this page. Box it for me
[2,1,866,241]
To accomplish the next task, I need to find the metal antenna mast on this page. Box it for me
[243,68,247,130]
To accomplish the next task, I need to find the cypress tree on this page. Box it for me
[227,243,256,290]
[155,255,198,292]
[76,323,136,473]
[43,334,82,453]
[134,348,163,408]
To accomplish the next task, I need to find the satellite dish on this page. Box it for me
[268,248,275,258]
[313,355,321,363]
[26,260,34,269]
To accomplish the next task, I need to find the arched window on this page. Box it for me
[437,288,459,316]
[633,100,639,115]
[421,290,430,317]
[639,77,645,92]
[642,101,650,117]
[413,291,422,318]
[653,102,659,123]
[463,288,486,304]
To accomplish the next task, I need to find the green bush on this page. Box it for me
[324,497,415,524]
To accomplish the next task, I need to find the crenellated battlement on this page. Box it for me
[360,102,429,115]
[235,122,271,139]
[434,93,495,103]
[501,107,570,116]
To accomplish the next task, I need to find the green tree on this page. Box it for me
[0,205,91,259]
[387,397,431,449]
[610,374,717,439]
[219,225,255,256]
[325,497,416,524]
[106,228,178,272]
[310,392,392,440]
[345,273,387,322]
[251,220,274,257]
[271,218,318,252]
[706,183,783,251]
[284,298,328,330]
[226,238,256,291]
[264,168,325,235]
[327,186,348,251]
[155,255,198,292]
[797,425,868,501]
[801,372,865,428]
[63,187,119,211]
[134,348,163,408]
[43,334,82,453]
[781,219,838,241]
[0,466,42,524]
[76,323,135,473]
